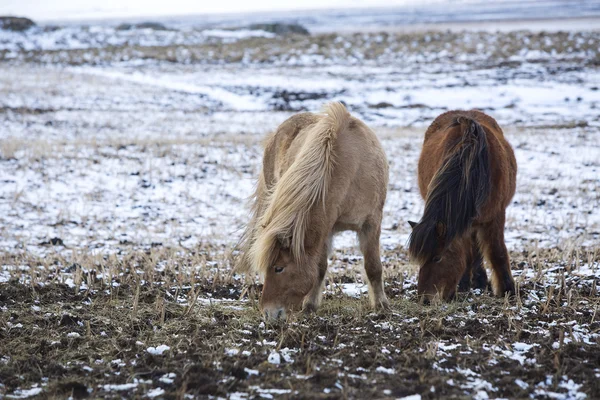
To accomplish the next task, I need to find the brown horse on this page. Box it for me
[408,110,517,302]
[238,102,389,320]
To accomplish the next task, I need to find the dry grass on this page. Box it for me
[3,30,599,66]
[0,131,258,161]
[0,243,598,398]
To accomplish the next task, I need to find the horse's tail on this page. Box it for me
[251,102,349,274]
[409,116,491,264]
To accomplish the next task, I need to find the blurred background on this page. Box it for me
[2,0,600,28]
[1,0,599,254]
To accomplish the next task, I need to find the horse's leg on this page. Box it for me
[359,221,389,310]
[459,233,487,292]
[457,264,472,292]
[471,244,489,291]
[303,237,331,313]
[458,246,473,293]
[476,213,515,296]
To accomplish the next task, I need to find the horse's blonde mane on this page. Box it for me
[247,102,349,274]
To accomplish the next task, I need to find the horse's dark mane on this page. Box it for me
[408,116,491,263]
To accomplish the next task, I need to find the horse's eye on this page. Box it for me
[274,266,284,274]
[433,256,442,263]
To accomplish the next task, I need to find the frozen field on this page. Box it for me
[0,20,599,400]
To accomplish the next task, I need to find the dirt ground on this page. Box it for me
[1,243,599,399]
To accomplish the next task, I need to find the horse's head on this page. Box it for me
[409,220,465,303]
[259,246,316,321]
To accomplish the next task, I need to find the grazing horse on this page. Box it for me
[238,102,389,320]
[408,110,517,302]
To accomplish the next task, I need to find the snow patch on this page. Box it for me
[146,345,170,355]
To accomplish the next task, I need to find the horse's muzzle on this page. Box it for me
[262,305,287,321]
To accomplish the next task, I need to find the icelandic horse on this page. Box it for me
[408,110,517,302]
[238,102,389,320]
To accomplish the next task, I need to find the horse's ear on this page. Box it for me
[408,220,418,229]
[435,222,446,239]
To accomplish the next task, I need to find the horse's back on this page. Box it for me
[266,109,388,231]
[333,117,389,227]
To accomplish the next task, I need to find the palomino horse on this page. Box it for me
[238,102,389,320]
[408,110,517,302]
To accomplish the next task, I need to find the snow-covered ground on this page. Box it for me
[1,19,599,400]
[0,25,276,52]
[0,57,598,256]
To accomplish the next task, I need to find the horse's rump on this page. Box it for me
[409,110,515,263]
[237,102,356,275]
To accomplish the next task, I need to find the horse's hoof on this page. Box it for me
[418,294,431,306]
[374,299,391,312]
[302,303,318,314]
[496,279,516,298]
